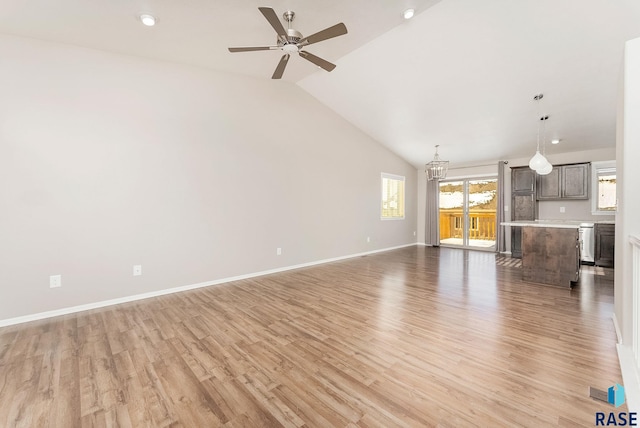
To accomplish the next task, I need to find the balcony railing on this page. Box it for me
[439,209,496,241]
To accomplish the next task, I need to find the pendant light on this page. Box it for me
[537,115,553,175]
[537,161,553,175]
[425,145,449,181]
[528,150,547,171]
[529,94,552,174]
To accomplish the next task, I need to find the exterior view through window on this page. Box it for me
[597,171,616,212]
[381,173,405,219]
[439,178,497,249]
[592,161,616,214]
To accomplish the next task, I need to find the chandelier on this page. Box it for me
[425,145,449,181]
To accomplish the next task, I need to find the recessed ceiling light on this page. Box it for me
[139,14,156,27]
[403,8,415,20]
[551,139,560,145]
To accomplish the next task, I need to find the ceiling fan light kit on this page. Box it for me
[228,7,348,79]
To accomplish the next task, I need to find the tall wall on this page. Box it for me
[0,34,417,322]
[612,35,640,413]
[616,37,640,347]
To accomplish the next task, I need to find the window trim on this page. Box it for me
[381,172,406,220]
[591,160,617,215]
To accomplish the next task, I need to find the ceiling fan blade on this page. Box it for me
[299,51,336,72]
[228,46,277,53]
[298,23,347,47]
[259,7,287,40]
[272,54,290,79]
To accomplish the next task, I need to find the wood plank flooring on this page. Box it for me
[0,246,622,427]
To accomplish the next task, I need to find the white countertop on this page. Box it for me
[501,220,583,229]
[501,219,616,228]
[502,220,619,229]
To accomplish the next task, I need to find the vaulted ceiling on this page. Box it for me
[2,0,639,168]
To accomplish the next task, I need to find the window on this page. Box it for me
[592,161,617,214]
[381,173,405,219]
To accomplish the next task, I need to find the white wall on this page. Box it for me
[616,37,640,349]
[613,35,640,413]
[0,34,417,322]
[417,172,426,244]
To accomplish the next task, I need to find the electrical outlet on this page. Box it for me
[50,275,61,288]
[560,206,566,213]
[413,231,416,236]
[133,265,142,276]
[366,237,371,243]
[276,248,282,256]
[504,205,509,212]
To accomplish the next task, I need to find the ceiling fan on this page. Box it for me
[228,7,348,79]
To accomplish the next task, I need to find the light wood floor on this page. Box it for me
[0,246,622,427]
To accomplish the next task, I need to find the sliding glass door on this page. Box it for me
[439,178,497,250]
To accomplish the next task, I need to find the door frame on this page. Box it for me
[438,176,497,252]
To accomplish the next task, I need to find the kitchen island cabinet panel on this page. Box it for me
[521,226,580,287]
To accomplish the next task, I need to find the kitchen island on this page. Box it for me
[501,221,581,288]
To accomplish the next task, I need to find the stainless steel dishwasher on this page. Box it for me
[579,223,595,264]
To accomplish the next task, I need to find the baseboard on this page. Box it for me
[616,343,640,413]
[0,243,417,328]
[612,312,623,344]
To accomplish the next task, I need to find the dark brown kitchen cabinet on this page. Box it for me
[511,166,538,258]
[563,163,590,198]
[595,223,615,267]
[537,163,590,200]
[513,193,537,221]
[513,167,536,193]
[522,226,580,286]
[537,166,561,199]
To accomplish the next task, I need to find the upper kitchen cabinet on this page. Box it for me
[537,163,590,200]
[563,163,590,199]
[537,166,561,199]
[513,167,536,193]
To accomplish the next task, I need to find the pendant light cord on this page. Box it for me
[541,115,547,156]
[535,94,542,152]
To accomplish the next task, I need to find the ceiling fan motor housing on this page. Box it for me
[280,29,302,52]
